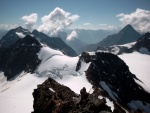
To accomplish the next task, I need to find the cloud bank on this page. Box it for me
[0,24,19,30]
[99,24,117,30]
[21,13,38,32]
[38,7,79,36]
[66,30,78,41]
[117,8,150,32]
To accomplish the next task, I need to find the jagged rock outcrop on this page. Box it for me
[32,77,113,113]
[76,52,150,112]
[0,35,42,80]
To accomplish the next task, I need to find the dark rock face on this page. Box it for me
[0,26,31,47]
[0,35,42,80]
[132,32,150,53]
[32,30,77,57]
[76,52,150,112]
[32,77,113,113]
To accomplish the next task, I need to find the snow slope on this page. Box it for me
[37,46,93,94]
[119,52,150,93]
[0,72,47,113]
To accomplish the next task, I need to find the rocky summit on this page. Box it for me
[32,77,114,113]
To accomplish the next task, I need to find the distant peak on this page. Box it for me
[125,24,132,27]
[14,26,31,33]
[120,24,137,33]
[124,24,133,29]
[32,29,39,33]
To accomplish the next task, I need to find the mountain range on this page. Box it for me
[0,26,150,113]
[0,27,77,57]
[96,32,150,55]
[77,24,141,54]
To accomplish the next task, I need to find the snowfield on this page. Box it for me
[0,72,47,113]
[119,52,150,93]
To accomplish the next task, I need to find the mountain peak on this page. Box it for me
[16,26,23,29]
[32,29,39,33]
[14,26,29,32]
[0,26,32,47]
[121,24,135,32]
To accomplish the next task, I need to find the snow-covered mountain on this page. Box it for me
[0,31,150,113]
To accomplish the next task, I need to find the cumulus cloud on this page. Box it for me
[0,24,19,30]
[38,7,79,36]
[21,13,38,31]
[116,8,150,32]
[66,30,78,41]
[83,23,91,26]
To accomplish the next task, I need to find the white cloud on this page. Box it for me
[38,7,79,36]
[83,23,91,26]
[66,30,78,41]
[21,13,38,32]
[116,8,150,32]
[107,25,117,30]
[99,24,117,30]
[0,24,19,30]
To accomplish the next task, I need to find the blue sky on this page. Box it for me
[0,0,150,31]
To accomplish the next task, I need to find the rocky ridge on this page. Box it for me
[76,52,150,112]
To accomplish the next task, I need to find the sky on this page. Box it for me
[0,0,150,34]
